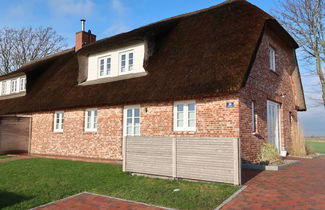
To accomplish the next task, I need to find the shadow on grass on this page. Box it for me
[0,191,32,209]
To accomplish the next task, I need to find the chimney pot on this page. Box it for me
[80,19,86,31]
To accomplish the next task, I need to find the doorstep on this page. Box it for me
[242,159,299,171]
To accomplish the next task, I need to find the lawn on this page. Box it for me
[0,158,239,210]
[0,155,15,159]
[306,138,325,154]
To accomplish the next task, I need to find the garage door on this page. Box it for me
[0,116,31,154]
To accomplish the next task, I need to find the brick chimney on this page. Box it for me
[75,19,96,51]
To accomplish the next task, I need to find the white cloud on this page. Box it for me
[47,0,94,17]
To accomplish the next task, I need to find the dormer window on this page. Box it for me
[120,51,134,73]
[0,75,27,98]
[85,42,146,84]
[1,82,7,95]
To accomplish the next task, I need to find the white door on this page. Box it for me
[267,101,280,150]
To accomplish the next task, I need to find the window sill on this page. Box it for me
[53,131,64,134]
[84,130,97,133]
[0,91,26,100]
[80,71,148,86]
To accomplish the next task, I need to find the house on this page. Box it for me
[0,0,305,163]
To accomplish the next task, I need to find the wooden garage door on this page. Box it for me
[0,117,30,154]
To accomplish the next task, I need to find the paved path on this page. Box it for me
[34,192,170,210]
[223,157,325,209]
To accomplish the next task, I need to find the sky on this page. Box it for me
[0,0,324,136]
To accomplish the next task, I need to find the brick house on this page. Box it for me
[0,0,305,163]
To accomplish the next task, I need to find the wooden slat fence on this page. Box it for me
[123,136,241,185]
[0,116,31,154]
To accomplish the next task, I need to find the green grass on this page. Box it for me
[0,158,239,210]
[306,141,325,154]
[0,155,15,159]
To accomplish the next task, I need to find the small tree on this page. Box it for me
[0,27,67,75]
[274,0,325,106]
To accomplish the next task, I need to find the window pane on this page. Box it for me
[107,58,111,74]
[127,118,132,125]
[177,104,184,112]
[121,54,126,72]
[127,126,132,135]
[188,103,195,111]
[134,108,140,117]
[188,119,195,127]
[177,112,184,120]
[100,59,105,76]
[127,109,132,117]
[177,120,184,127]
[188,112,195,120]
[134,117,140,124]
[134,126,140,136]
[129,53,133,71]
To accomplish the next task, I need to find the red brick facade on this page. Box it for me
[239,28,299,161]
[30,95,240,160]
[30,29,300,162]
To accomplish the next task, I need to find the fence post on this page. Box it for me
[172,137,177,178]
[122,136,126,172]
[233,138,241,185]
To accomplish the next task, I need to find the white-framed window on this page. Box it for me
[269,46,276,71]
[99,56,111,77]
[123,105,140,136]
[10,79,18,93]
[54,111,64,132]
[173,101,196,131]
[120,51,134,73]
[85,109,98,132]
[2,81,7,95]
[20,77,26,91]
[252,101,256,133]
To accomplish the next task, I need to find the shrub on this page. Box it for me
[258,143,284,165]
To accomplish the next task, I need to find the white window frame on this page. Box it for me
[120,51,134,74]
[11,79,18,94]
[173,100,196,132]
[20,77,26,91]
[2,81,7,95]
[252,101,256,133]
[53,111,64,132]
[269,46,276,71]
[123,105,141,136]
[85,109,98,132]
[98,56,112,78]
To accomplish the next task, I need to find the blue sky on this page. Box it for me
[0,0,324,136]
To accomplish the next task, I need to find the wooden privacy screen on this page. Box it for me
[123,136,241,185]
[0,116,31,154]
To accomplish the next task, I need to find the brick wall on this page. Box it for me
[30,95,240,160]
[239,27,299,162]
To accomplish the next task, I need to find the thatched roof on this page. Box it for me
[0,0,305,115]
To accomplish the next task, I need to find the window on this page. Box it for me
[269,46,276,71]
[99,57,111,77]
[85,109,98,132]
[124,106,140,136]
[252,101,256,133]
[2,81,7,95]
[20,77,26,91]
[174,101,196,131]
[10,79,18,93]
[54,111,64,132]
[120,52,134,73]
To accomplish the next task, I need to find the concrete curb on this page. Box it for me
[242,160,300,171]
[214,185,247,210]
